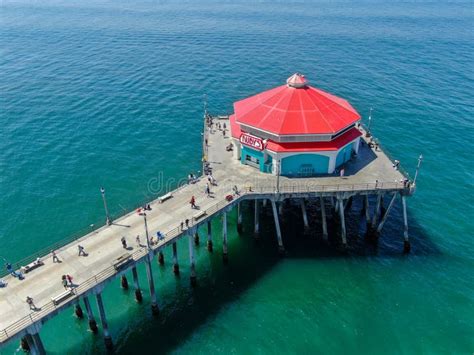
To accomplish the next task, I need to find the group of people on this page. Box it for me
[61,274,74,289]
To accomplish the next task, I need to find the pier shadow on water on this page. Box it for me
[19,196,437,354]
[110,197,437,354]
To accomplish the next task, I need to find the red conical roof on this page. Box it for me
[234,74,361,136]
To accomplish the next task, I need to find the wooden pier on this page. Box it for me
[0,116,416,353]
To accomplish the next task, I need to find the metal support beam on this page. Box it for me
[172,242,180,275]
[144,256,159,315]
[401,195,411,253]
[320,196,328,241]
[95,293,113,350]
[132,266,143,302]
[189,232,197,286]
[300,199,309,229]
[222,211,229,263]
[376,193,398,234]
[207,220,213,252]
[254,199,260,237]
[271,199,285,255]
[83,296,98,333]
[338,198,347,247]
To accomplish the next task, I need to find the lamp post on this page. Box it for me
[142,212,151,249]
[366,107,373,137]
[100,187,111,225]
[413,154,423,185]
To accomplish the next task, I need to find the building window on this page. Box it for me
[245,155,260,168]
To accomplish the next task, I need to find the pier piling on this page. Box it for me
[158,251,165,265]
[131,266,143,303]
[206,220,213,252]
[95,293,113,350]
[83,296,98,333]
[300,199,309,230]
[188,232,197,286]
[364,195,371,232]
[237,202,243,233]
[120,275,129,290]
[320,196,328,241]
[337,198,347,248]
[194,231,200,246]
[222,212,229,263]
[172,242,180,275]
[31,332,46,355]
[144,256,160,316]
[271,199,285,255]
[74,302,84,319]
[401,195,411,253]
[254,199,260,238]
[376,193,397,234]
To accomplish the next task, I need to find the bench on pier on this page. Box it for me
[113,253,132,271]
[51,289,73,305]
[20,259,44,274]
[193,211,207,221]
[158,192,173,204]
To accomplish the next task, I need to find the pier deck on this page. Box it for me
[0,117,410,347]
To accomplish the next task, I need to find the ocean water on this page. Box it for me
[1,1,473,353]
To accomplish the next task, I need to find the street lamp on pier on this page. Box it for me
[366,107,373,137]
[100,187,111,225]
[142,212,151,249]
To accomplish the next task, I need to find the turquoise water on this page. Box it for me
[1,1,473,353]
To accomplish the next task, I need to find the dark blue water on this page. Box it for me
[1,1,473,353]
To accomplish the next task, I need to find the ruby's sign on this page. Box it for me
[240,133,265,151]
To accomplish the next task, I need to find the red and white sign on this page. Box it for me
[240,133,265,151]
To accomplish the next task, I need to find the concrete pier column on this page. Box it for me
[376,193,398,234]
[131,266,143,303]
[158,251,165,265]
[271,200,285,255]
[345,196,353,211]
[95,293,113,350]
[320,196,328,241]
[338,198,347,248]
[20,335,32,352]
[364,195,371,230]
[237,202,243,233]
[371,193,383,230]
[188,232,197,286]
[278,201,283,216]
[172,242,180,275]
[222,211,229,263]
[83,296,98,333]
[254,199,260,237]
[74,301,84,318]
[262,199,267,208]
[120,275,129,289]
[144,256,160,316]
[207,220,213,252]
[194,230,200,246]
[300,199,309,230]
[401,195,410,253]
[31,333,46,355]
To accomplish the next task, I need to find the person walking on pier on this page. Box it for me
[136,235,141,247]
[26,296,37,311]
[121,236,127,249]
[51,250,60,263]
[66,274,73,286]
[190,196,196,209]
[185,219,189,228]
[78,245,86,256]
[205,183,211,196]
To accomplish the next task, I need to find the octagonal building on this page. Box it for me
[229,73,362,176]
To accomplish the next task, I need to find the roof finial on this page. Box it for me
[286,73,308,88]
